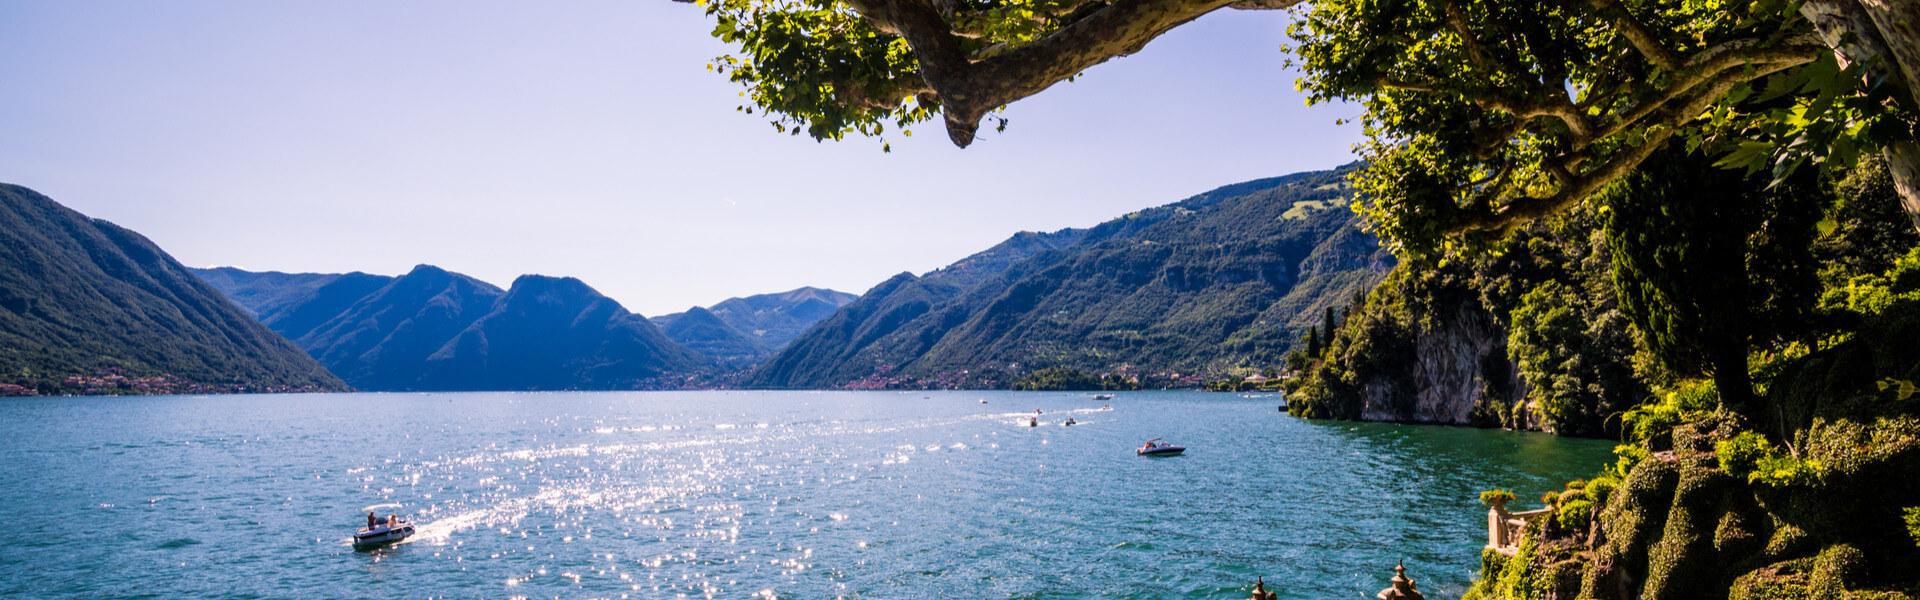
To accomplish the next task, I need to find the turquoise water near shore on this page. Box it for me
[0,391,1612,598]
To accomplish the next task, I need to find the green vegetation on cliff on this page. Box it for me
[1456,156,1920,599]
[1286,203,1649,435]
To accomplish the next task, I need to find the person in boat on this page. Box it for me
[366,511,377,530]
[388,513,399,528]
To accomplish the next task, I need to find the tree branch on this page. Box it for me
[1588,0,1682,71]
[1589,35,1825,144]
[1450,61,1798,238]
[843,0,1303,146]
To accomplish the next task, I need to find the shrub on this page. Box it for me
[1622,379,1719,443]
[1480,489,1516,508]
[1716,431,1823,486]
[1586,477,1619,507]
[1716,431,1771,476]
[1611,443,1650,478]
[1557,499,1594,531]
[1905,507,1920,549]
[1558,489,1587,505]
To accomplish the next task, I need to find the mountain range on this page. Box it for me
[747,164,1394,389]
[2,163,1386,395]
[650,287,858,367]
[194,266,856,390]
[194,266,701,390]
[0,184,343,395]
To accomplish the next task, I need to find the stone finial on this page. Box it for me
[1376,560,1425,600]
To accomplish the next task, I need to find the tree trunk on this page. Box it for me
[1800,0,1920,235]
[1888,140,1920,234]
[1712,342,1753,416]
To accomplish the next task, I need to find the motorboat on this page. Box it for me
[355,520,414,549]
[1028,417,1039,427]
[1063,417,1077,426]
[1091,394,1115,401]
[354,503,415,550]
[1137,438,1185,456]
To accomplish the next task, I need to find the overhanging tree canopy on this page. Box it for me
[687,0,1920,240]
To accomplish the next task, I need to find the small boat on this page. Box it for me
[1028,416,1039,427]
[1137,438,1185,456]
[1091,394,1115,401]
[355,520,414,549]
[1063,417,1077,426]
[979,399,988,404]
[354,503,415,550]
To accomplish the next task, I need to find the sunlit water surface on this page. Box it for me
[0,391,1612,598]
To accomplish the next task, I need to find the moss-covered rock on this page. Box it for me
[1475,302,1920,600]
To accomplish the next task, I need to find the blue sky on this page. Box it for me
[0,1,1360,316]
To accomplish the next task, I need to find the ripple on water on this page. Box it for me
[0,391,1615,599]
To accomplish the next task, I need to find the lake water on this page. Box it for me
[0,391,1613,599]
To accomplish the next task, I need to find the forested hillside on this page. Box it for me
[1287,155,1920,598]
[0,184,344,395]
[749,165,1394,389]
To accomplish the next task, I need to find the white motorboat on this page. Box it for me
[1137,438,1185,456]
[1091,393,1115,401]
[354,503,415,550]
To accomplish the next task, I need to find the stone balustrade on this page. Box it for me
[1487,505,1552,555]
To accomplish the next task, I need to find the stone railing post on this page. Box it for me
[1486,500,1512,549]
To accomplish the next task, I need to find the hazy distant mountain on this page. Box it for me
[194,266,703,391]
[421,275,704,390]
[747,165,1394,389]
[0,184,344,394]
[652,287,858,363]
[656,306,764,368]
[195,268,396,342]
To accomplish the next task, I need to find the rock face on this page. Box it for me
[1287,205,1644,437]
[1355,304,1532,427]
[0,183,345,394]
[749,164,1396,389]
[193,266,703,390]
